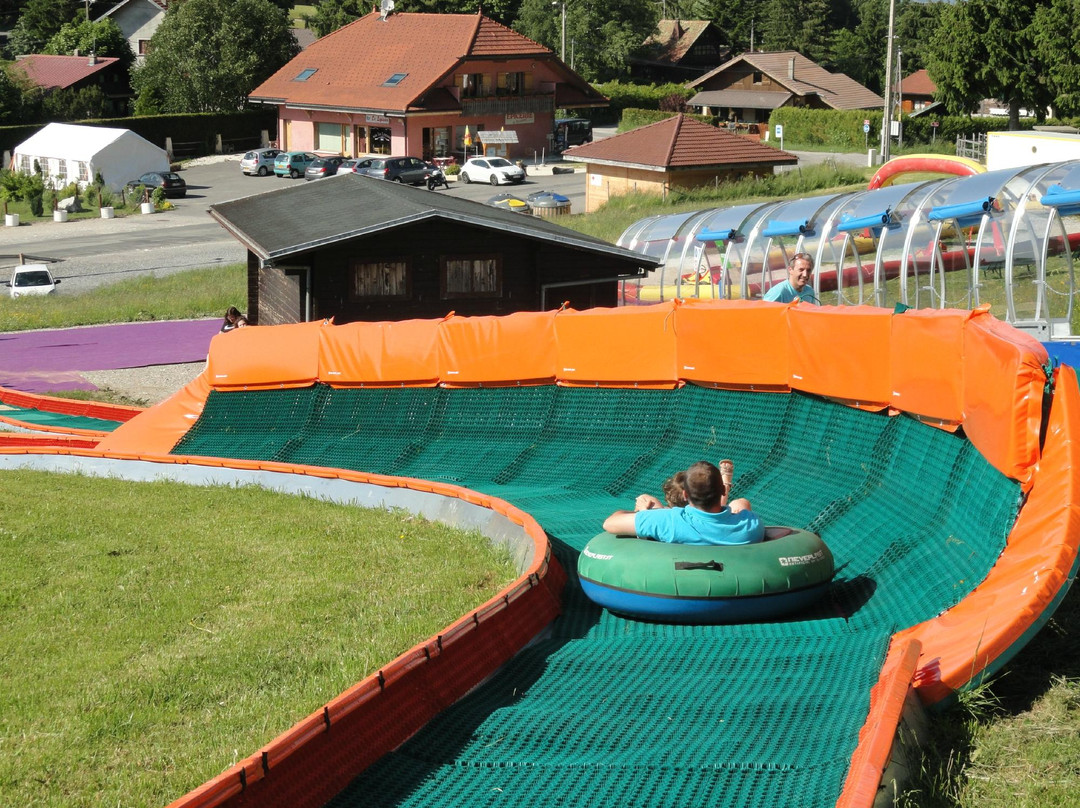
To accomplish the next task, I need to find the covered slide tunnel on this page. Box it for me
[618,160,1080,341]
[4,304,1079,808]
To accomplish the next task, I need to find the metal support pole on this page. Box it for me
[881,0,896,163]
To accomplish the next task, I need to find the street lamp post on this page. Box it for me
[551,0,566,63]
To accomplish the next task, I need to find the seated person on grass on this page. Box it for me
[603,461,764,546]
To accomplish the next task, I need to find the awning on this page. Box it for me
[687,90,793,110]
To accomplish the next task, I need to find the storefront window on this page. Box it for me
[371,127,391,155]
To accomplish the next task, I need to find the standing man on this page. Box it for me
[763,252,819,304]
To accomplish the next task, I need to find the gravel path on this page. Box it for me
[83,362,206,405]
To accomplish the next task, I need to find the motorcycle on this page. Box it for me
[426,164,449,191]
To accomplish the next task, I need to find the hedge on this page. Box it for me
[0,109,278,161]
[619,107,713,132]
[581,81,696,124]
[765,106,1049,150]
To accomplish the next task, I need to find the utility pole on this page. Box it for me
[551,1,566,63]
[880,0,896,163]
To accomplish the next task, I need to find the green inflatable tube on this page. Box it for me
[577,527,835,623]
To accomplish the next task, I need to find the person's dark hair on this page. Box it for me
[226,306,242,319]
[683,461,725,508]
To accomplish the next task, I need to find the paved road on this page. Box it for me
[0,156,589,294]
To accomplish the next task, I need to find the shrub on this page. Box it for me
[587,81,696,123]
[151,186,166,208]
[43,189,56,212]
[27,191,43,216]
[620,107,712,132]
[445,163,461,176]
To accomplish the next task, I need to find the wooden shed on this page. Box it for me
[209,173,656,324]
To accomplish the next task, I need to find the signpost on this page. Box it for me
[863,119,870,149]
[931,120,939,145]
[774,123,784,151]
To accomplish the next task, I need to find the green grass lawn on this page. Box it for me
[0,470,517,808]
[0,264,245,333]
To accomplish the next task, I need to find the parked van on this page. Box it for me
[554,118,593,152]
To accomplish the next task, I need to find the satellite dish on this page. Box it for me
[379,0,394,20]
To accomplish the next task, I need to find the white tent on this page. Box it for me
[11,123,169,191]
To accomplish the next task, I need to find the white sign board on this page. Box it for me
[774,124,783,139]
[478,130,519,144]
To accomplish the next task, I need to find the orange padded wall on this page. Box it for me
[438,311,558,387]
[674,301,789,391]
[961,310,1049,486]
[555,303,680,388]
[889,308,969,428]
[207,321,325,391]
[787,305,893,409]
[96,371,213,457]
[319,319,442,387]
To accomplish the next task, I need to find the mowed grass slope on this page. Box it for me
[0,470,517,808]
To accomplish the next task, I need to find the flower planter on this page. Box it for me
[4,213,19,227]
[140,202,154,215]
[100,206,115,219]
[53,210,68,223]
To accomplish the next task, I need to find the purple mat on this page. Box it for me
[0,371,96,395]
[0,319,220,373]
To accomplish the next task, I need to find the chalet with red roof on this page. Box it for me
[8,54,132,116]
[248,10,606,163]
[631,20,729,83]
[560,114,797,212]
[900,69,936,113]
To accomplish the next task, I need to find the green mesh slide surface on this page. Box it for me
[173,385,1021,807]
[0,402,121,432]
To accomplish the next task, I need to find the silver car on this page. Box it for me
[240,148,282,176]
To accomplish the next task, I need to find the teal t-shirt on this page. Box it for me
[763,280,818,304]
[634,505,765,546]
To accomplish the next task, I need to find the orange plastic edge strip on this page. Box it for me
[0,385,143,422]
[895,364,1080,704]
[835,638,923,808]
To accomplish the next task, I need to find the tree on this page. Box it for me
[6,0,79,55]
[1033,0,1080,117]
[925,0,1053,126]
[44,19,136,69]
[683,0,763,54]
[514,0,655,81]
[303,0,367,38]
[133,0,300,113]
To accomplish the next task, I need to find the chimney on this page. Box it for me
[73,48,80,57]
[788,56,795,80]
[88,52,97,66]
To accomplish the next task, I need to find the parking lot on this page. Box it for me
[0,154,590,295]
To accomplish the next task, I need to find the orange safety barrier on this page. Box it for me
[961,309,1048,487]
[0,385,143,422]
[207,321,327,391]
[895,364,1080,704]
[836,638,923,808]
[0,433,101,449]
[788,304,893,410]
[319,317,443,387]
[439,311,558,387]
[675,300,790,391]
[889,308,969,429]
[97,372,213,457]
[555,302,680,388]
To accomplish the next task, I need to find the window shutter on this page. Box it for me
[524,73,533,92]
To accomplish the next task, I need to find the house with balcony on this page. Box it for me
[687,51,883,125]
[248,10,607,163]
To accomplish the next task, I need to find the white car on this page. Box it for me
[240,147,282,176]
[460,157,526,186]
[5,264,61,298]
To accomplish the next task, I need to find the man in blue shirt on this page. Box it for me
[602,461,764,546]
[763,252,819,304]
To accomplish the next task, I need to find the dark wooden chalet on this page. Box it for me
[208,173,656,325]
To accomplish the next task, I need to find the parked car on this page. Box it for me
[554,117,593,152]
[460,157,526,186]
[274,151,318,178]
[337,158,364,174]
[4,264,60,298]
[240,148,282,176]
[305,155,347,181]
[354,156,433,185]
[125,171,187,198]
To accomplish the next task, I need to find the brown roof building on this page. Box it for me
[899,69,936,113]
[9,54,132,116]
[687,51,883,125]
[630,20,729,83]
[561,114,798,212]
[249,10,606,163]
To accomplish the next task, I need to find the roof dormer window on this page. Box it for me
[295,68,317,81]
[383,73,408,86]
